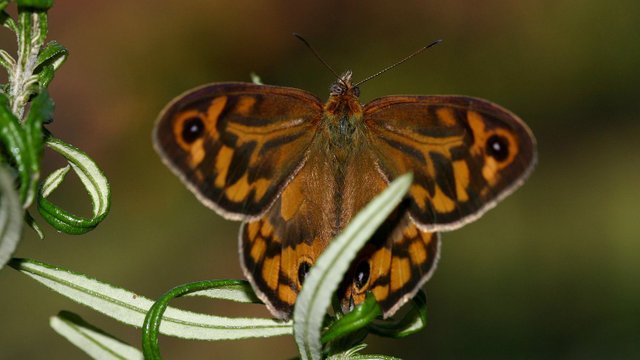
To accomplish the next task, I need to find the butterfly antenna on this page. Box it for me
[353,39,443,87]
[293,33,343,83]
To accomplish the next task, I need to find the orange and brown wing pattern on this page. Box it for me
[241,143,443,320]
[338,212,440,318]
[154,83,323,220]
[364,96,536,231]
[239,151,335,319]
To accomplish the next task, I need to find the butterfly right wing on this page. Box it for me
[153,82,323,220]
[364,95,536,232]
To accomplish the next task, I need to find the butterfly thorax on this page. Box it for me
[322,71,365,153]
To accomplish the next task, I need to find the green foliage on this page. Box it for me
[16,0,54,10]
[0,0,110,270]
[12,176,427,359]
[50,311,143,360]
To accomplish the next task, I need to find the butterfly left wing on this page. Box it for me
[364,95,536,231]
[153,83,323,220]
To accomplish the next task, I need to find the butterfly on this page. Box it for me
[153,68,536,320]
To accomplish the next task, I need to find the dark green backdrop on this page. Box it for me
[1,1,638,358]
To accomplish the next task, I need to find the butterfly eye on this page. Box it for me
[181,117,205,144]
[486,134,510,162]
[352,86,360,97]
[298,261,312,286]
[354,261,370,290]
[330,82,346,96]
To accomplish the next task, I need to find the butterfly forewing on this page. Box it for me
[154,83,323,220]
[364,96,536,231]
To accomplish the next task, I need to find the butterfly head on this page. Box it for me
[329,70,361,98]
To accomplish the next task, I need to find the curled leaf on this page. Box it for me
[142,279,289,359]
[37,136,110,234]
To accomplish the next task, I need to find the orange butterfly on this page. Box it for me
[153,47,536,320]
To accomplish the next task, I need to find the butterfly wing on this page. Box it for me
[154,83,323,220]
[338,212,441,318]
[241,142,441,320]
[364,96,536,231]
[239,149,335,319]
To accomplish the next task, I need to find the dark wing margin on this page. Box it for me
[364,95,536,231]
[153,82,323,221]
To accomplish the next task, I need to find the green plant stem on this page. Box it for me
[9,10,46,119]
[322,293,381,345]
[142,279,255,360]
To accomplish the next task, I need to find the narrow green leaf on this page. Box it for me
[0,165,23,270]
[0,93,33,207]
[186,281,262,304]
[24,210,44,239]
[36,10,47,45]
[40,164,69,198]
[36,64,54,89]
[9,258,293,341]
[0,49,15,71]
[327,344,401,360]
[1,10,17,32]
[329,353,401,360]
[37,136,110,234]
[0,1,10,12]
[21,90,52,206]
[35,40,67,72]
[293,173,413,360]
[51,311,143,360]
[31,40,60,88]
[17,11,31,71]
[16,0,53,10]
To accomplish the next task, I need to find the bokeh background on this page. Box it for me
[1,0,639,358]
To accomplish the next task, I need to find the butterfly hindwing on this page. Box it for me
[154,82,323,220]
[339,211,441,318]
[241,144,442,320]
[364,95,536,231]
[239,149,334,319]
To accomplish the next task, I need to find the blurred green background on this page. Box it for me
[1,0,639,358]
